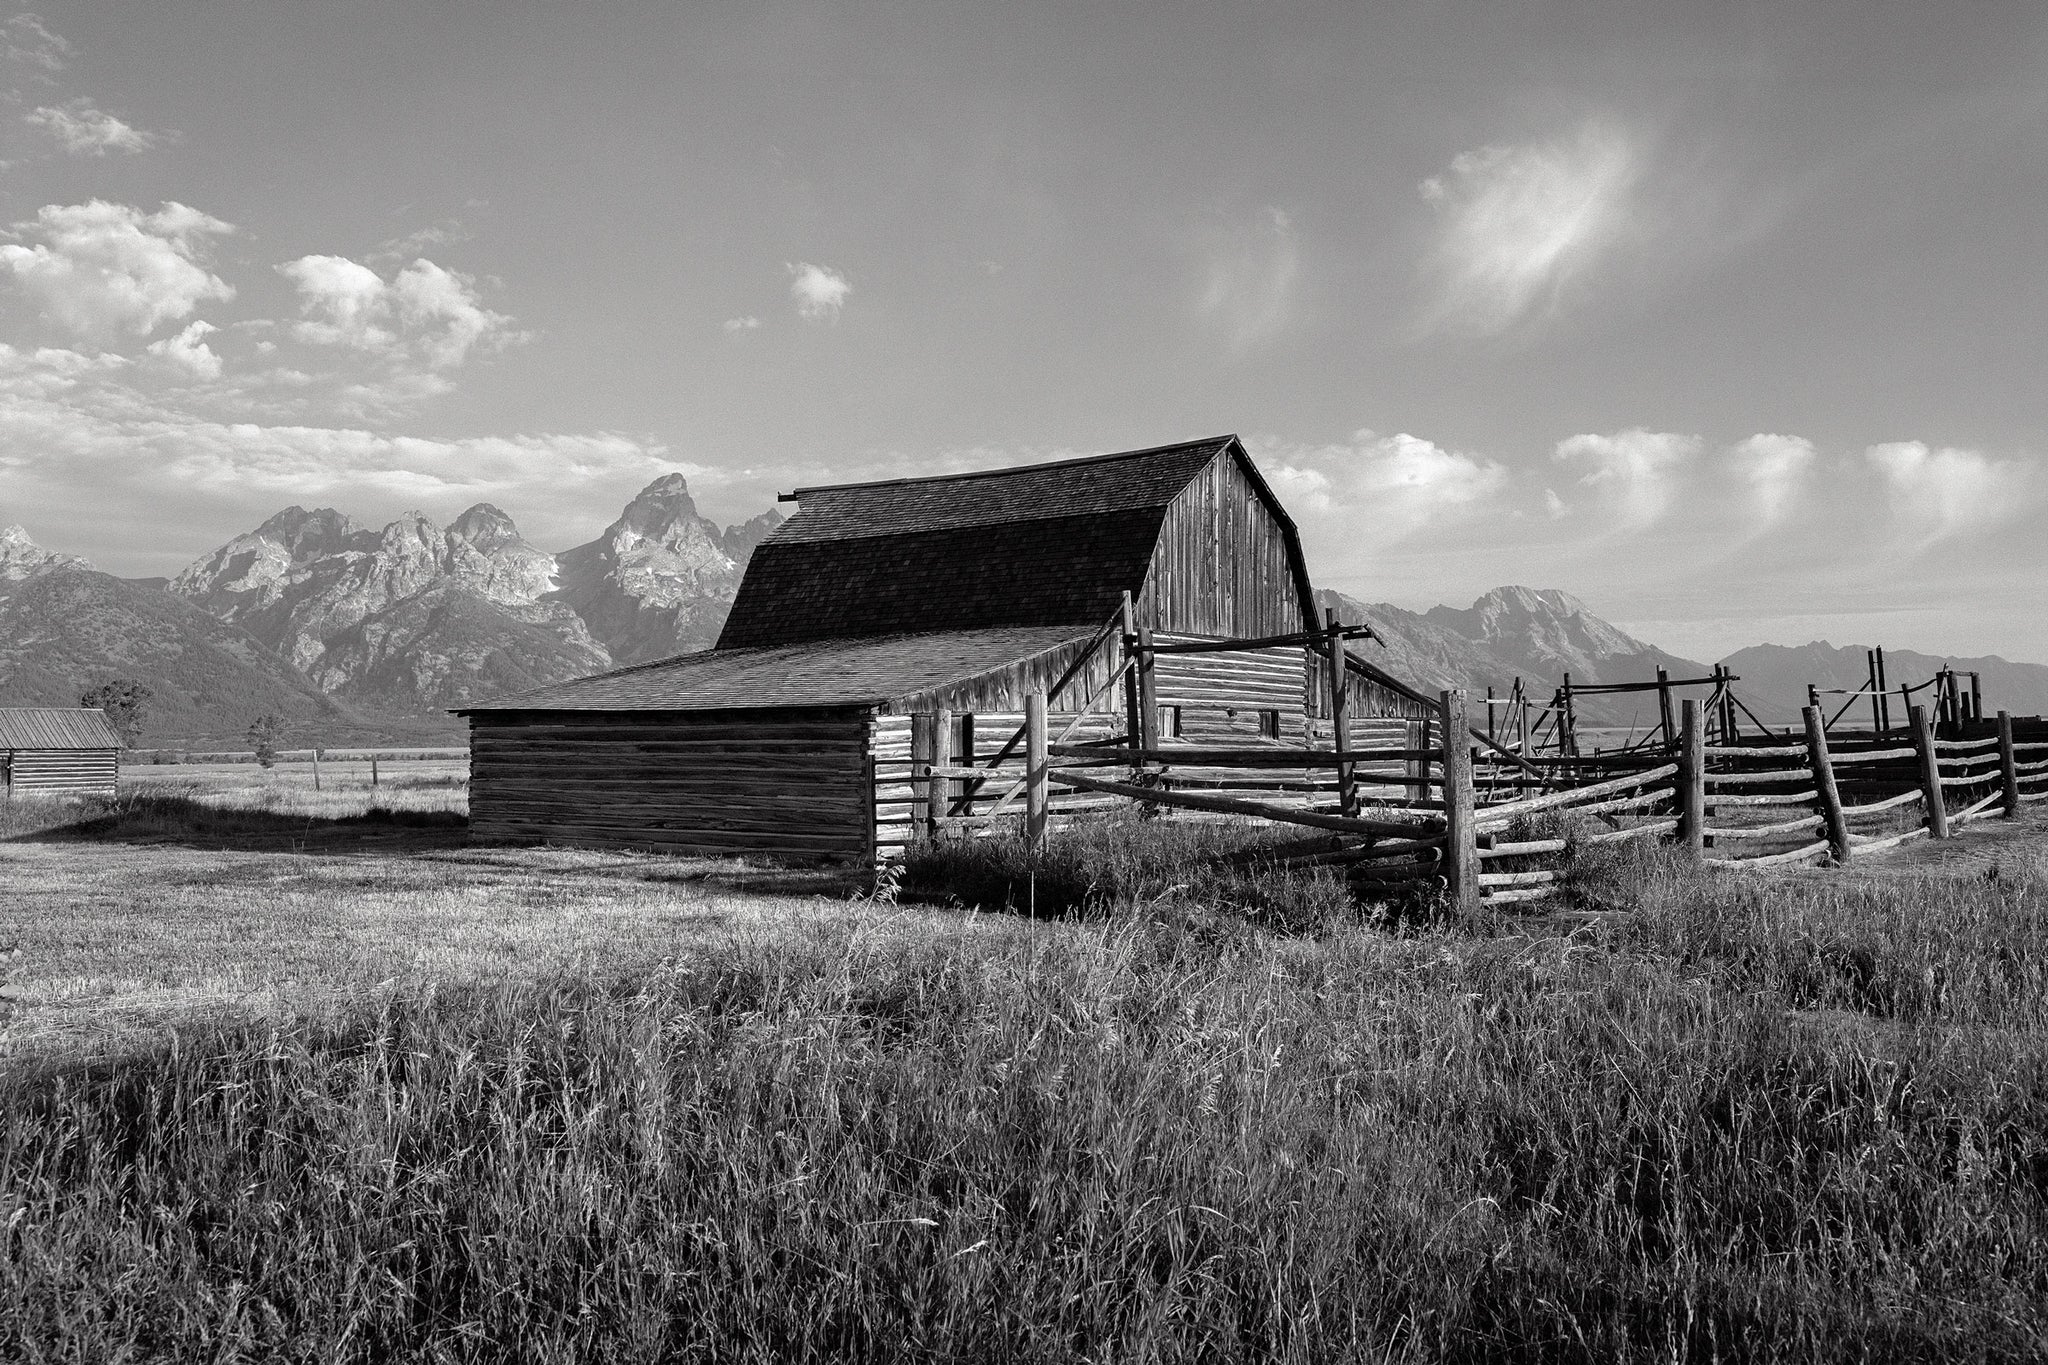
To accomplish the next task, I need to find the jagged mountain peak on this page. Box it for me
[0,523,89,581]
[450,502,522,548]
[250,505,365,558]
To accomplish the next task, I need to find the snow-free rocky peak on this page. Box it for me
[0,524,88,582]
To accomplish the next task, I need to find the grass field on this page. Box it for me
[2,780,2046,1361]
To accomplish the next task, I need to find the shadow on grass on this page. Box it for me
[3,792,469,854]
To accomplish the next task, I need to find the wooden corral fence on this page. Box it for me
[909,654,2046,913]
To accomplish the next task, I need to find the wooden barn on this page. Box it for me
[0,709,123,797]
[457,435,1433,861]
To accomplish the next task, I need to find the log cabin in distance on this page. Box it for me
[0,709,123,798]
[456,436,1435,862]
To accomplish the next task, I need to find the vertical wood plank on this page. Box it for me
[910,711,935,838]
[1998,710,2020,818]
[1803,704,1853,865]
[1911,704,1949,840]
[932,706,953,832]
[1677,699,1705,860]
[1875,646,1890,733]
[1119,591,1142,762]
[1025,690,1049,851]
[1439,689,1478,916]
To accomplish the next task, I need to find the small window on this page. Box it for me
[1259,709,1281,740]
[1162,706,1183,739]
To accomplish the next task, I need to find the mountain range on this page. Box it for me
[3,495,2043,747]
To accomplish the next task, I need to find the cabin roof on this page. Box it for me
[455,625,1095,714]
[716,436,1238,648]
[0,708,123,750]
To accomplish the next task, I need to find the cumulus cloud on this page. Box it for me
[1420,122,1637,334]
[27,101,159,155]
[144,320,223,380]
[0,201,235,341]
[723,315,762,332]
[787,262,851,321]
[1553,428,1698,527]
[1725,433,1815,524]
[279,255,516,369]
[1194,206,1299,353]
[1259,429,1509,543]
[1864,440,2034,547]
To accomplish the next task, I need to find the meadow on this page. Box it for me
[1,774,2045,1362]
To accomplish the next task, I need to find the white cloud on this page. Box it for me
[1194,206,1299,353]
[1553,428,1698,527]
[27,101,158,155]
[279,255,515,369]
[5,13,70,73]
[144,320,223,380]
[1258,429,1509,543]
[0,201,235,341]
[1864,440,2034,547]
[1725,433,1815,524]
[723,315,762,332]
[787,262,851,321]
[1420,122,1637,334]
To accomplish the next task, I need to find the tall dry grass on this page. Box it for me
[2,838,2045,1361]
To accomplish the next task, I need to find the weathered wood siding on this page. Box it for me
[1136,452,1313,639]
[468,709,871,860]
[2,748,119,796]
[871,711,1122,858]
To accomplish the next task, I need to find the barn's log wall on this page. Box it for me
[871,710,1122,858]
[1137,452,1313,639]
[468,709,871,860]
[2,749,120,796]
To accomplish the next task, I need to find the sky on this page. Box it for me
[1,1,2044,663]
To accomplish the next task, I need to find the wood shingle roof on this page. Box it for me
[716,437,1233,648]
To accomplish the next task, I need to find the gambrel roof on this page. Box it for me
[716,436,1266,648]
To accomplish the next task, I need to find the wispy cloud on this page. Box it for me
[723,315,762,333]
[1864,440,2033,548]
[1725,433,1815,525]
[1420,122,1637,335]
[1256,429,1509,546]
[1552,428,1699,528]
[26,101,160,155]
[786,262,851,322]
[0,201,235,341]
[1193,206,1299,353]
[5,13,70,74]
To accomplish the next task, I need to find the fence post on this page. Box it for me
[1135,625,1160,752]
[1998,710,2020,818]
[1120,591,1142,766]
[1910,704,1949,840]
[1025,689,1049,851]
[1324,607,1354,815]
[312,747,321,792]
[911,710,936,839]
[1677,699,1705,861]
[1803,704,1852,865]
[1439,689,1478,916]
[1656,667,1675,751]
[371,757,379,789]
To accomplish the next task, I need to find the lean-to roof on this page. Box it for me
[0,708,123,750]
[456,625,1096,714]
